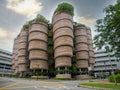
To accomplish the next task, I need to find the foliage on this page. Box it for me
[73,22,86,28]
[22,23,29,30]
[108,74,120,83]
[34,14,49,24]
[55,2,74,16]
[31,70,48,76]
[94,0,120,54]
[79,83,120,89]
[22,14,48,30]
[54,77,74,80]
[55,68,71,74]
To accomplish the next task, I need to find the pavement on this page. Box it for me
[0,77,93,90]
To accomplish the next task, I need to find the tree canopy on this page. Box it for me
[94,0,120,55]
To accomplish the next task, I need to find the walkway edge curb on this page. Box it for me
[78,85,119,90]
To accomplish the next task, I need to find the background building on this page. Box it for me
[94,49,120,78]
[0,49,13,75]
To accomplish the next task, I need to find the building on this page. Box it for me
[12,2,95,79]
[94,49,120,78]
[0,49,13,75]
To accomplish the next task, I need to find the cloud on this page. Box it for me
[0,27,17,51]
[0,28,7,38]
[75,16,97,39]
[6,0,43,18]
[75,16,96,26]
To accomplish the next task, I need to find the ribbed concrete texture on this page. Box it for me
[75,26,89,77]
[13,36,20,75]
[52,12,73,78]
[86,27,95,70]
[18,30,28,74]
[28,21,48,78]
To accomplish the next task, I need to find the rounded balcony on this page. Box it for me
[28,40,47,51]
[54,36,73,49]
[52,12,73,25]
[89,51,94,57]
[75,35,88,44]
[29,23,48,34]
[19,36,27,43]
[88,45,94,51]
[86,27,91,35]
[53,19,73,32]
[55,56,71,68]
[18,49,26,57]
[76,43,89,51]
[76,51,89,60]
[18,56,26,64]
[30,60,48,69]
[75,27,87,36]
[89,57,95,64]
[77,60,88,68]
[19,42,27,50]
[88,39,93,45]
[87,34,92,40]
[20,30,28,36]
[29,31,47,42]
[53,27,73,40]
[18,64,27,72]
[29,50,48,60]
[54,46,73,58]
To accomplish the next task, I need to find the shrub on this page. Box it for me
[108,74,120,83]
[55,2,74,16]
[22,23,29,30]
[54,77,73,80]
[35,14,49,24]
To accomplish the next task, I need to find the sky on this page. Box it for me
[0,0,116,52]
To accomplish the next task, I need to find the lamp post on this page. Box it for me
[105,46,117,85]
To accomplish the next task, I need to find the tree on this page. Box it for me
[94,0,120,55]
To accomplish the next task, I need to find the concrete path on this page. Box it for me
[0,77,92,90]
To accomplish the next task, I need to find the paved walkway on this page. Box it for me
[0,77,92,90]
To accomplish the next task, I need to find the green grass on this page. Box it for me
[79,83,120,89]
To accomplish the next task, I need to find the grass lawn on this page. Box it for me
[79,83,120,89]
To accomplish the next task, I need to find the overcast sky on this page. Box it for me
[0,0,116,52]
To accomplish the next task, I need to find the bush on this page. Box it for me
[108,74,120,83]
[35,14,49,24]
[54,77,74,80]
[55,2,74,16]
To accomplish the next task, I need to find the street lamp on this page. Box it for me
[105,46,117,85]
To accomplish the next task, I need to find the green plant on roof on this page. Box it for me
[34,14,49,24]
[73,22,86,28]
[22,23,29,30]
[55,2,74,16]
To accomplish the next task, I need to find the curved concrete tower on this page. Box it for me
[75,25,89,79]
[12,38,17,74]
[28,21,48,78]
[18,30,28,75]
[86,27,95,70]
[14,36,20,75]
[52,12,73,78]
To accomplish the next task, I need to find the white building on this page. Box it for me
[94,49,120,78]
[0,49,13,75]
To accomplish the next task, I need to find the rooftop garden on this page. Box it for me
[55,2,74,16]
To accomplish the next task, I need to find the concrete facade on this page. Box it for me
[0,49,13,75]
[94,49,120,78]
